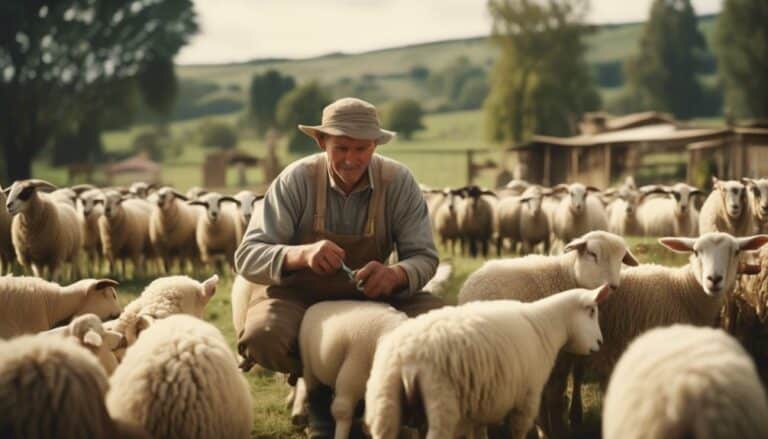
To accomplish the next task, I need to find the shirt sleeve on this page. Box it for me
[389,167,439,295]
[234,169,304,285]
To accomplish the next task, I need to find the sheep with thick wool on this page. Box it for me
[0,276,121,338]
[636,183,703,236]
[148,186,202,273]
[550,183,608,250]
[606,186,643,236]
[364,284,614,439]
[109,274,218,349]
[5,179,83,280]
[744,178,768,234]
[699,177,753,236]
[77,188,105,275]
[300,301,407,439]
[494,193,523,256]
[518,186,550,254]
[603,325,768,439]
[0,333,148,438]
[456,185,496,257]
[107,314,253,439]
[44,313,124,375]
[98,190,155,277]
[229,190,263,243]
[188,192,241,268]
[432,189,463,255]
[567,232,768,430]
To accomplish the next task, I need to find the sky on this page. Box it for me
[176,0,722,65]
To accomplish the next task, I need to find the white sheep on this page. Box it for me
[6,179,83,280]
[550,183,607,250]
[98,190,155,277]
[456,185,496,257]
[744,177,768,234]
[107,314,253,439]
[364,284,614,439]
[567,232,768,430]
[230,190,263,243]
[432,189,463,255]
[49,187,78,208]
[0,333,149,438]
[603,325,768,439]
[636,183,703,236]
[44,313,123,375]
[128,181,156,199]
[494,194,522,256]
[109,274,218,348]
[185,185,208,200]
[518,186,550,254]
[148,186,202,273]
[77,188,105,275]
[699,177,753,236]
[606,186,642,236]
[0,276,122,338]
[0,184,13,274]
[300,301,408,439]
[188,192,241,269]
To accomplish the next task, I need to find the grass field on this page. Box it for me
[112,235,687,438]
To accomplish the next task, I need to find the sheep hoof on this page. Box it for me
[292,413,308,428]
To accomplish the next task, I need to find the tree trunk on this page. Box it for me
[4,144,32,182]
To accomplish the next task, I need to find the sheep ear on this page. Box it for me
[736,235,768,252]
[552,184,569,194]
[219,196,241,206]
[712,176,721,189]
[480,190,498,197]
[83,330,103,347]
[187,200,207,207]
[622,250,640,266]
[564,238,587,254]
[201,274,219,300]
[520,196,532,204]
[738,263,761,275]
[172,190,189,201]
[658,237,696,253]
[589,283,614,305]
[103,331,124,350]
[92,279,119,291]
[586,186,601,193]
[741,178,755,187]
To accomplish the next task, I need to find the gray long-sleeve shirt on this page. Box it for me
[234,153,438,295]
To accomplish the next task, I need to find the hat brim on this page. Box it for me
[298,125,396,145]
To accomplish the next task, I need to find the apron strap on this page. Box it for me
[313,155,328,234]
[364,156,383,237]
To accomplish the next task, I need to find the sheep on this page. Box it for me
[456,185,496,257]
[568,232,768,431]
[6,179,83,280]
[422,262,453,297]
[744,178,768,234]
[636,183,703,236]
[148,186,202,273]
[432,188,463,255]
[77,188,105,275]
[49,187,78,208]
[107,314,253,439]
[188,192,241,269]
[109,274,218,349]
[300,301,408,439]
[44,313,123,375]
[603,325,768,439]
[128,182,156,199]
[550,183,607,251]
[0,333,149,438]
[364,284,614,439]
[606,186,643,236]
[0,276,122,338]
[98,189,155,277]
[519,186,550,254]
[0,184,14,274]
[494,193,522,256]
[699,177,753,236]
[230,190,263,243]
[185,185,208,200]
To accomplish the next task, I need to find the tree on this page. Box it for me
[275,82,331,154]
[249,70,296,137]
[715,0,768,118]
[484,0,599,143]
[383,99,425,140]
[0,1,198,183]
[624,0,708,119]
[198,119,238,149]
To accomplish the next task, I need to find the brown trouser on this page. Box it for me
[237,285,445,376]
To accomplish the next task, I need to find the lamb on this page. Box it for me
[109,274,218,348]
[97,190,155,277]
[77,188,104,275]
[550,183,607,250]
[0,333,149,438]
[0,185,14,274]
[107,314,253,439]
[230,190,264,242]
[49,187,79,208]
[148,186,202,273]
[364,284,614,439]
[636,183,703,236]
[44,313,124,375]
[6,179,83,280]
[744,178,768,233]
[188,192,241,268]
[568,232,768,431]
[699,177,753,236]
[494,193,522,256]
[456,185,496,257]
[602,325,768,439]
[606,186,642,236]
[300,301,408,439]
[432,188,463,255]
[0,276,121,338]
[518,186,550,254]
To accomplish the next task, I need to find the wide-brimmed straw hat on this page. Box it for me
[298,97,396,145]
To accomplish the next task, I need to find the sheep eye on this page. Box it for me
[589,307,596,318]
[586,250,597,261]
[673,193,681,201]
[694,250,699,257]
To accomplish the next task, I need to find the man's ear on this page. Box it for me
[315,133,327,150]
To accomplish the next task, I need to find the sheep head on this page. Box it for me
[743,178,768,221]
[562,284,614,355]
[4,179,58,216]
[188,192,240,223]
[713,177,747,219]
[565,231,639,290]
[155,186,187,209]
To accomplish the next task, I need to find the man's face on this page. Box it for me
[319,135,377,188]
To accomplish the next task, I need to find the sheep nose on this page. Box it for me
[597,339,603,346]
[707,274,723,285]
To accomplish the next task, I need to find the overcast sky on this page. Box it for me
[176,0,722,65]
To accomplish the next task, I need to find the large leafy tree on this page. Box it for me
[383,99,425,140]
[0,0,197,182]
[484,0,599,143]
[249,69,296,137]
[715,0,768,118]
[276,82,331,155]
[624,0,707,119]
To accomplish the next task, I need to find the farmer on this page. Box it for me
[234,97,444,437]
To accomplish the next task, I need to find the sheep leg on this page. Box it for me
[31,263,42,278]
[496,236,503,257]
[505,390,540,439]
[420,374,459,439]
[331,359,366,439]
[291,378,308,427]
[569,360,585,427]
[538,354,572,439]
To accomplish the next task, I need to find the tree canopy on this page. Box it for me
[276,82,331,154]
[383,99,425,140]
[249,69,296,137]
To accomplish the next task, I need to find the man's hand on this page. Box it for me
[283,240,345,275]
[354,261,408,298]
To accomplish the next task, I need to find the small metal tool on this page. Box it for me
[339,260,365,292]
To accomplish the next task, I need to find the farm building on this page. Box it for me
[104,154,162,186]
[508,112,768,188]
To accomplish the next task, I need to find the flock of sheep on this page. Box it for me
[2,174,768,439]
